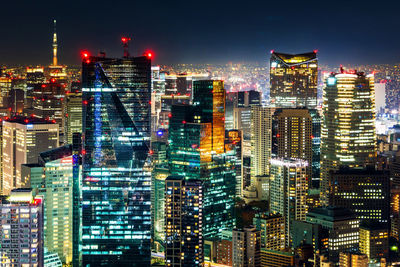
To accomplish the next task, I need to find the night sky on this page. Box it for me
[1,0,399,66]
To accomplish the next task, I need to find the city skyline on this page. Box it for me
[1,0,400,66]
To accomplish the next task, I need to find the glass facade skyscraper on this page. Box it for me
[81,55,152,266]
[270,51,318,108]
[168,80,236,238]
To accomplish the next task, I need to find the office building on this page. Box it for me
[81,53,152,265]
[31,79,65,138]
[233,107,252,154]
[306,207,359,262]
[260,249,295,267]
[165,176,203,267]
[65,81,82,144]
[32,146,75,265]
[253,213,285,250]
[359,222,388,261]
[168,80,236,238]
[328,168,390,225]
[273,108,313,187]
[320,69,377,204]
[339,252,368,267]
[151,141,170,252]
[269,158,308,246]
[2,117,59,195]
[226,129,243,196]
[270,51,318,108]
[0,189,44,266]
[251,106,273,176]
[232,227,261,267]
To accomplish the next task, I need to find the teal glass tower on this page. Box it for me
[168,80,236,238]
[81,54,152,266]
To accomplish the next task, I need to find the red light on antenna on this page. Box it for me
[270,49,274,54]
[82,149,86,155]
[86,59,90,64]
[121,37,131,43]
[81,51,89,58]
[182,120,186,124]
[313,49,318,53]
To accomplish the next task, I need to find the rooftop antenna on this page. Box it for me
[121,37,131,58]
[52,19,58,66]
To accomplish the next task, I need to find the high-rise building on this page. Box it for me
[168,80,236,238]
[251,106,273,177]
[233,107,252,154]
[31,145,76,265]
[232,227,261,267]
[359,222,388,261]
[81,53,152,265]
[151,141,169,252]
[270,51,318,108]
[226,129,243,196]
[32,79,65,139]
[253,213,285,250]
[0,189,44,266]
[65,81,82,144]
[273,108,313,187]
[328,168,390,225]
[165,176,203,267]
[2,117,59,195]
[320,69,377,204]
[0,77,12,107]
[269,158,308,246]
[306,207,359,262]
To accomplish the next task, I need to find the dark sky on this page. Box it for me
[1,0,399,66]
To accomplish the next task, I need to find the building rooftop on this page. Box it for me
[272,51,317,65]
[4,116,57,125]
[307,206,356,221]
[39,145,72,164]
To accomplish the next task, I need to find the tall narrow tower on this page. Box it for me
[52,19,57,66]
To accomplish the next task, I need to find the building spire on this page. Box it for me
[52,19,58,66]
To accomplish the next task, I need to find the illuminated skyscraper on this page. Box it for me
[65,81,82,144]
[320,69,377,204]
[269,158,308,246]
[251,106,273,176]
[32,79,65,139]
[81,53,152,265]
[0,189,44,266]
[168,80,236,238]
[270,51,318,108]
[29,146,76,265]
[2,117,59,195]
[165,176,203,266]
[273,108,312,187]
[151,141,169,252]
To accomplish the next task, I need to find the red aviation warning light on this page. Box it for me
[81,51,90,58]
[313,49,318,54]
[121,37,131,58]
[145,51,153,59]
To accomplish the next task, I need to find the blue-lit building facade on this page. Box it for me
[81,55,152,266]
